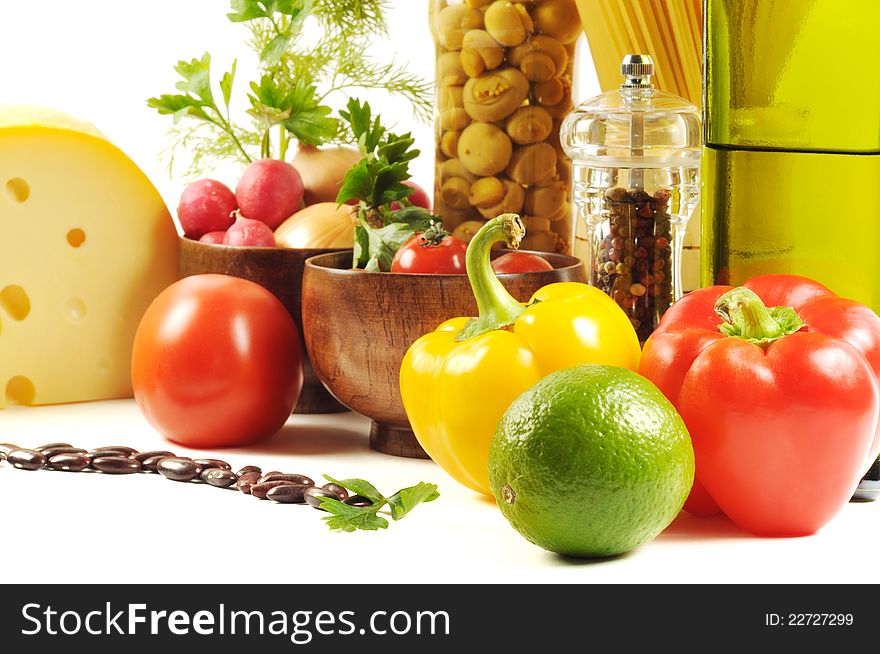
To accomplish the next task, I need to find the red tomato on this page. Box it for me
[131,274,303,448]
[391,233,468,274]
[491,252,554,274]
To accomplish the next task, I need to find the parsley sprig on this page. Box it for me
[336,99,441,271]
[319,476,440,532]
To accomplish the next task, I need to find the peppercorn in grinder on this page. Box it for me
[702,0,880,313]
[561,54,701,342]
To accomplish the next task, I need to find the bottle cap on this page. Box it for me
[620,54,655,89]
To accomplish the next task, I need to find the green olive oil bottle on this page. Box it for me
[702,0,880,313]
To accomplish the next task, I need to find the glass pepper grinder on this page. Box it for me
[561,54,701,341]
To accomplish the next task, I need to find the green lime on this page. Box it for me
[488,364,694,558]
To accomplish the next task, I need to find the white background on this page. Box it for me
[1,1,877,584]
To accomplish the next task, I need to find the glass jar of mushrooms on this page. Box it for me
[430,0,580,255]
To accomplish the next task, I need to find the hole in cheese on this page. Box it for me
[5,178,29,202]
[67,228,86,248]
[5,376,35,405]
[65,297,87,321]
[0,285,30,320]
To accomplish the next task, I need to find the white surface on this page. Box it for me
[1,400,878,584]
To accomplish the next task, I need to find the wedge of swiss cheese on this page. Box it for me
[0,106,178,408]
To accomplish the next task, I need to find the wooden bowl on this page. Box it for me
[178,238,348,414]
[302,250,588,458]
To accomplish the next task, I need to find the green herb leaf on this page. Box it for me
[352,223,370,269]
[336,159,374,206]
[318,476,440,533]
[228,0,307,22]
[281,80,338,145]
[173,53,216,106]
[319,497,389,532]
[247,74,294,126]
[261,31,293,65]
[340,98,384,155]
[147,94,211,123]
[377,132,418,166]
[386,482,440,521]
[373,162,412,207]
[323,475,385,505]
[389,206,436,229]
[363,221,418,272]
[220,59,237,109]
[337,100,422,210]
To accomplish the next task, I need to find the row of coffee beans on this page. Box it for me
[0,441,360,510]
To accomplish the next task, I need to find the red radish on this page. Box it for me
[198,231,227,244]
[223,216,276,247]
[236,159,304,229]
[391,180,431,211]
[177,179,237,239]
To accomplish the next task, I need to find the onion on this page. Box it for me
[274,203,356,249]
[292,144,361,205]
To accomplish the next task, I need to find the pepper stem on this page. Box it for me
[455,214,526,341]
[714,287,805,345]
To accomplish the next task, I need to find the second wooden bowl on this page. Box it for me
[302,250,588,458]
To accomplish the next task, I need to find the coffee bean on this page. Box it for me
[92,456,142,474]
[236,465,261,476]
[35,442,73,452]
[140,455,169,473]
[259,473,314,486]
[251,480,296,500]
[267,484,309,504]
[345,495,374,508]
[201,468,238,488]
[7,449,47,471]
[46,454,90,472]
[194,459,231,471]
[0,443,19,461]
[156,457,202,482]
[235,472,261,494]
[39,446,87,460]
[91,446,139,457]
[133,450,175,463]
[86,449,133,461]
[304,487,338,509]
[322,483,349,500]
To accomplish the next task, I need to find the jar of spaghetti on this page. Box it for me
[560,54,700,342]
[429,0,580,255]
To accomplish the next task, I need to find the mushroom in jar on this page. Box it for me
[460,29,506,78]
[463,67,530,122]
[508,35,568,82]
[505,105,553,145]
[531,0,581,44]
[506,142,557,185]
[436,5,484,50]
[484,1,534,47]
[458,122,514,177]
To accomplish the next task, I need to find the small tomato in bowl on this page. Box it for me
[391,224,467,275]
[491,251,554,274]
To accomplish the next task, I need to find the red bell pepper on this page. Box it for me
[641,275,880,536]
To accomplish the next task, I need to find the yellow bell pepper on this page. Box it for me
[400,214,641,495]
